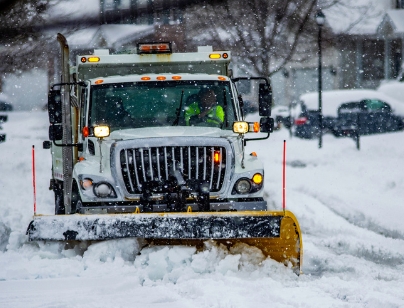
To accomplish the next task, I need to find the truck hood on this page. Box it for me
[108,126,235,140]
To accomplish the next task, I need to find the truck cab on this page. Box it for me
[47,42,273,215]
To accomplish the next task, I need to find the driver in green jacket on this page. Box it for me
[185,88,224,127]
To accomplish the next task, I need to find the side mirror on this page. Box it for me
[258,83,272,117]
[48,90,62,124]
[260,117,274,133]
[49,124,63,141]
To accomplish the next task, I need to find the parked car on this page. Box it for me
[0,93,12,143]
[290,89,404,139]
[332,99,404,137]
[0,93,13,111]
[271,105,291,129]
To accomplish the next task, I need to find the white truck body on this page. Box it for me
[49,44,270,214]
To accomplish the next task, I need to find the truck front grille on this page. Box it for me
[119,146,227,194]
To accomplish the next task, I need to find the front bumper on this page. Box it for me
[77,198,267,214]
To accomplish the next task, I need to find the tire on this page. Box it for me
[54,180,65,215]
[71,181,82,214]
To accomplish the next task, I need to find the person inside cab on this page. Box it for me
[185,88,224,127]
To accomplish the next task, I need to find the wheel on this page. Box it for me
[71,181,82,214]
[54,180,65,215]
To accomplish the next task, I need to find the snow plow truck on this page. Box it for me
[27,34,303,273]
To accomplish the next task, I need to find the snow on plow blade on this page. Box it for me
[27,210,302,271]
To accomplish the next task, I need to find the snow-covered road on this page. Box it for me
[0,111,403,307]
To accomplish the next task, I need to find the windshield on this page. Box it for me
[89,80,236,131]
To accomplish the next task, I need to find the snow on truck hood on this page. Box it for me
[108,126,235,140]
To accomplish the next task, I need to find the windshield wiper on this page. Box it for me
[172,90,184,126]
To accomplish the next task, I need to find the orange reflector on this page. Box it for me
[80,57,87,63]
[141,76,151,81]
[94,79,104,84]
[172,76,182,80]
[78,156,85,162]
[209,54,221,59]
[82,126,89,137]
[250,152,257,157]
[214,151,221,163]
[222,53,229,59]
[88,57,100,62]
[218,76,226,81]
[252,173,263,184]
[156,76,166,80]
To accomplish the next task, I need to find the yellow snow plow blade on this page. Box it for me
[27,210,302,272]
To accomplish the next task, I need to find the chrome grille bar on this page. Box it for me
[120,145,226,194]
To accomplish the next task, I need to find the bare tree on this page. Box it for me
[0,0,56,90]
[184,0,373,77]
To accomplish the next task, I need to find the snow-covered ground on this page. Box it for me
[0,111,404,307]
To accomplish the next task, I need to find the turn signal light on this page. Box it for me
[252,173,263,185]
[82,126,89,137]
[249,122,260,133]
[214,151,221,163]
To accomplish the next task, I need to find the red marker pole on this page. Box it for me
[282,140,286,213]
[32,145,37,215]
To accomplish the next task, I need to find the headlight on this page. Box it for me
[233,122,249,134]
[235,179,251,194]
[94,125,110,138]
[80,178,93,190]
[93,182,117,198]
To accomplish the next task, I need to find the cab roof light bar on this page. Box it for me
[137,42,172,54]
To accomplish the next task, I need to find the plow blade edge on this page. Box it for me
[27,210,302,271]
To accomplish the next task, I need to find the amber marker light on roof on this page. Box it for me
[94,79,104,84]
[218,76,226,81]
[172,76,182,80]
[88,57,100,62]
[209,54,221,59]
[156,76,166,80]
[141,76,151,80]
